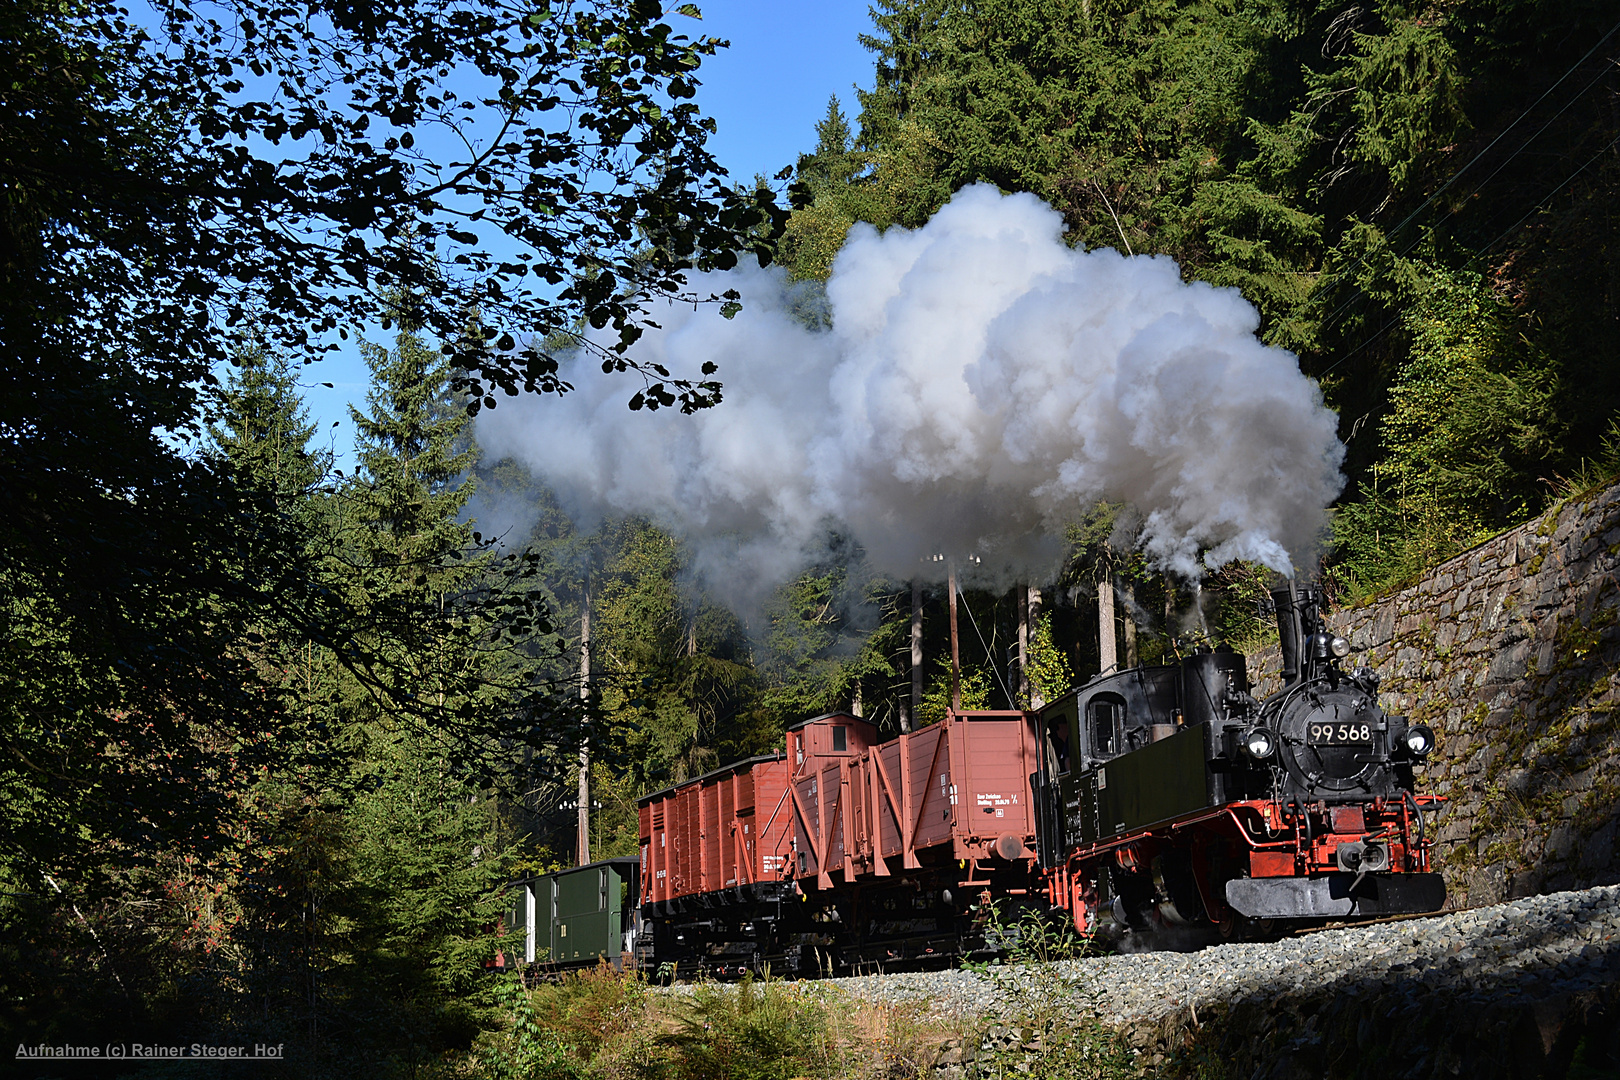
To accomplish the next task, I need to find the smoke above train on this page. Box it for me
[476,184,1345,600]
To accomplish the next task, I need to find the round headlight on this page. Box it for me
[1330,635,1351,659]
[1403,724,1435,757]
[1243,727,1277,759]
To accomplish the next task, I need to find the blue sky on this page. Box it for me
[300,1,878,472]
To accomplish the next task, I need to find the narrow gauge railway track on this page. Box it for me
[1287,902,1492,937]
[501,585,1450,982]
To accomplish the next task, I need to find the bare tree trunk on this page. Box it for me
[1017,583,1030,706]
[905,580,922,732]
[1120,581,1139,668]
[1098,560,1117,677]
[850,680,862,718]
[948,562,961,711]
[578,588,591,867]
[1026,586,1045,709]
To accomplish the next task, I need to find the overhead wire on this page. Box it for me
[1313,16,1620,329]
[1357,50,1618,284]
[1468,127,1620,261]
[955,577,1017,709]
[1434,59,1618,231]
[1317,125,1620,379]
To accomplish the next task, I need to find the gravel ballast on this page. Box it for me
[812,883,1620,1026]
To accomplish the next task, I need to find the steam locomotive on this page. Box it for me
[1032,584,1443,939]
[506,585,1444,976]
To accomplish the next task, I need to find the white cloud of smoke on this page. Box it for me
[476,184,1344,603]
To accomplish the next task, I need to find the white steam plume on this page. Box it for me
[476,185,1344,600]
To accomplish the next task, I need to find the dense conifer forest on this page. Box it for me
[3,0,1617,1072]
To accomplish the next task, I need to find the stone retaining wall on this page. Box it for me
[1278,482,1620,906]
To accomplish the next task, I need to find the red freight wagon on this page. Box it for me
[639,753,795,908]
[786,710,1041,889]
[636,709,1046,976]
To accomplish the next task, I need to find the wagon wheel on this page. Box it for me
[1109,866,1156,932]
[1157,847,1209,924]
[1217,908,1276,943]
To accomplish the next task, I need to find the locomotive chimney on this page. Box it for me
[1272,580,1304,688]
[1271,581,1327,687]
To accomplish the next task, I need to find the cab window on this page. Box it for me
[1088,694,1126,757]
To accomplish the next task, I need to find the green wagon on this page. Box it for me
[507,857,641,972]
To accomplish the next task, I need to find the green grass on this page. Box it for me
[450,965,956,1080]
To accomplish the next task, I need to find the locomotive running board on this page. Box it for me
[1225,873,1447,919]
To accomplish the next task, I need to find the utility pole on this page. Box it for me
[1018,584,1046,708]
[578,584,591,867]
[1028,586,1045,707]
[905,579,922,732]
[1119,580,1139,668]
[948,560,961,711]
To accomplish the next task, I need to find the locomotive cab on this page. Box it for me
[1033,653,1255,863]
[1068,665,1181,767]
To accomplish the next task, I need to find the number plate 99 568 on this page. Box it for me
[1308,721,1373,745]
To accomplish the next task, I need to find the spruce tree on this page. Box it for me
[351,318,477,593]
[210,344,331,500]
[332,313,514,1038]
[343,310,508,723]
[797,97,861,196]
[778,97,877,283]
[205,341,344,723]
